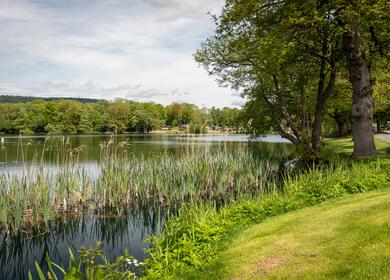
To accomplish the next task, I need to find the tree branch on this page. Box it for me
[272,75,301,140]
[260,91,299,144]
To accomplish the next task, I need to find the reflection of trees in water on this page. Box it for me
[0,135,292,164]
[0,209,164,280]
[250,142,292,161]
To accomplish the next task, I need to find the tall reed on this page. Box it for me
[0,137,277,236]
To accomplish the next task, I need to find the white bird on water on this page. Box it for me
[0,138,4,144]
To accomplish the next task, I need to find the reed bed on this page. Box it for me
[0,137,278,236]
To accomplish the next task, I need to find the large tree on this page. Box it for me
[336,0,389,156]
[195,0,339,156]
[196,0,389,157]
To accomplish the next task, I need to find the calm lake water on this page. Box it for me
[0,134,291,279]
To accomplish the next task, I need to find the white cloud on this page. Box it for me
[0,0,243,107]
[231,99,245,108]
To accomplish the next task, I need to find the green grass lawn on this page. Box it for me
[325,137,390,169]
[326,137,389,155]
[190,190,390,280]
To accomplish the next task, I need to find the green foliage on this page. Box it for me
[143,161,389,279]
[373,61,390,131]
[188,123,207,134]
[195,0,390,154]
[0,99,244,135]
[208,107,243,132]
[194,0,342,149]
[32,242,140,280]
[0,95,100,103]
[240,99,274,136]
[20,128,35,135]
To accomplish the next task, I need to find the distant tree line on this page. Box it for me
[0,98,244,135]
[1,95,386,137]
[0,95,100,104]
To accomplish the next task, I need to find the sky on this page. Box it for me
[0,0,244,108]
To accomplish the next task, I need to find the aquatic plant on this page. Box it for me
[0,137,277,235]
[30,242,141,280]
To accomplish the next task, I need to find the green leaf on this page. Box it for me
[63,267,82,280]
[35,261,47,280]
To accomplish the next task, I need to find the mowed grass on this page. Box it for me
[326,137,389,155]
[191,190,390,280]
[325,137,390,169]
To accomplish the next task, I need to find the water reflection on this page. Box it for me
[0,209,164,280]
[0,134,292,177]
[0,134,290,164]
[0,134,292,279]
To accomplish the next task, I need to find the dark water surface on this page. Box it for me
[0,134,291,279]
[0,211,164,280]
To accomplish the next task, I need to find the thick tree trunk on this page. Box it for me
[343,30,377,157]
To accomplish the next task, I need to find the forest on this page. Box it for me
[0,97,243,135]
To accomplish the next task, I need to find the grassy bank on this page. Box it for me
[142,159,389,279]
[191,189,390,279]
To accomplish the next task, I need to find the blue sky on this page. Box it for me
[0,0,244,107]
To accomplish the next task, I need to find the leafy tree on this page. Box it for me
[78,106,95,134]
[240,99,274,136]
[0,98,243,135]
[195,0,389,157]
[129,109,154,132]
[166,103,183,126]
[105,99,131,134]
[54,100,83,134]
[195,0,338,156]
[338,0,389,156]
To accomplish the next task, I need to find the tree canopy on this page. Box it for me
[195,0,390,157]
[0,98,244,135]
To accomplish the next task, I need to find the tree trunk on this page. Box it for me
[330,111,349,137]
[343,30,377,157]
[337,118,349,137]
[311,110,323,153]
[376,117,381,133]
[311,45,336,154]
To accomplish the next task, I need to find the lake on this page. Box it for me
[0,134,291,279]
